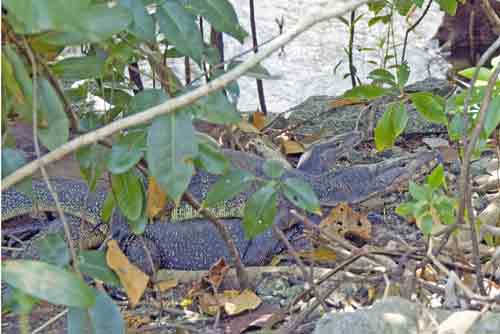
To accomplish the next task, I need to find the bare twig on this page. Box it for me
[401,0,433,63]
[22,38,81,275]
[249,0,268,114]
[2,0,370,190]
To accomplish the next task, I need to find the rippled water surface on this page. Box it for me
[158,1,450,113]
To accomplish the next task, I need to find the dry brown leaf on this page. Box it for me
[146,176,167,219]
[280,138,304,155]
[223,289,262,316]
[106,240,149,307]
[298,246,337,262]
[251,111,267,130]
[206,258,230,291]
[416,265,438,282]
[319,203,372,240]
[327,97,362,108]
[198,292,221,316]
[155,278,178,292]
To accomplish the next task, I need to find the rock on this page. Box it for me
[314,297,500,334]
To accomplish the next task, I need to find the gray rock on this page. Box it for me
[314,297,500,334]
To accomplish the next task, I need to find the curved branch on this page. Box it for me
[2,0,369,191]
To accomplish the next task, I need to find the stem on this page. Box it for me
[401,0,433,63]
[249,0,268,114]
[348,10,357,88]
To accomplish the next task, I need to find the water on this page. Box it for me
[154,1,449,114]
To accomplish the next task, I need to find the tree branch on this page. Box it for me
[1,0,369,190]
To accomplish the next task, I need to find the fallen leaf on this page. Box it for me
[206,258,230,291]
[298,246,337,263]
[155,278,178,292]
[251,111,266,130]
[279,138,304,155]
[198,292,221,316]
[438,310,481,334]
[422,137,449,149]
[236,121,260,133]
[319,203,372,240]
[147,176,167,218]
[224,303,282,334]
[106,240,149,307]
[223,289,262,316]
[327,97,362,108]
[416,264,438,282]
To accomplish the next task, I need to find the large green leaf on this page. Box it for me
[184,0,248,43]
[3,0,88,34]
[194,142,229,175]
[343,84,388,100]
[203,170,256,207]
[108,130,146,174]
[374,102,408,151]
[483,95,500,138]
[394,0,413,15]
[263,160,286,179]
[68,290,124,334]
[2,260,95,308]
[127,89,169,115]
[34,233,70,267]
[78,251,121,287]
[41,5,132,45]
[147,111,197,203]
[111,170,144,221]
[410,92,447,124]
[157,0,204,64]
[119,0,155,42]
[368,68,395,86]
[51,56,105,81]
[426,164,445,190]
[194,90,241,124]
[76,144,108,192]
[37,78,69,150]
[282,178,321,215]
[243,184,278,239]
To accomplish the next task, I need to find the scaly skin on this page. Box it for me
[2,147,437,270]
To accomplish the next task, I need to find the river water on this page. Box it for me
[181,1,449,113]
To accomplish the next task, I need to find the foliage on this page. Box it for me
[1,0,498,330]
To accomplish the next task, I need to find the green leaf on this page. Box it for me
[243,184,278,239]
[203,170,256,207]
[409,181,429,202]
[76,144,108,192]
[282,178,321,215]
[41,5,132,45]
[1,148,32,194]
[227,61,279,80]
[419,214,434,235]
[128,214,148,235]
[51,56,105,80]
[68,290,125,334]
[458,67,492,82]
[194,142,229,175]
[111,170,144,221]
[368,15,391,26]
[263,160,286,179]
[410,92,447,124]
[412,0,424,7]
[108,130,146,174]
[128,89,169,116]
[2,260,95,308]
[147,111,197,204]
[483,95,500,138]
[374,102,408,151]
[78,251,121,287]
[35,233,70,267]
[157,0,204,64]
[119,0,155,42]
[396,62,410,88]
[396,201,416,217]
[184,0,248,43]
[101,192,115,223]
[343,84,388,100]
[2,286,38,315]
[448,113,465,141]
[194,90,241,124]
[395,0,413,15]
[427,164,445,189]
[37,78,69,150]
[368,68,395,86]
[436,0,457,15]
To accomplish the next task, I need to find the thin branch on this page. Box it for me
[401,0,433,63]
[1,0,370,190]
[249,0,268,114]
[22,38,81,275]
[456,36,500,295]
